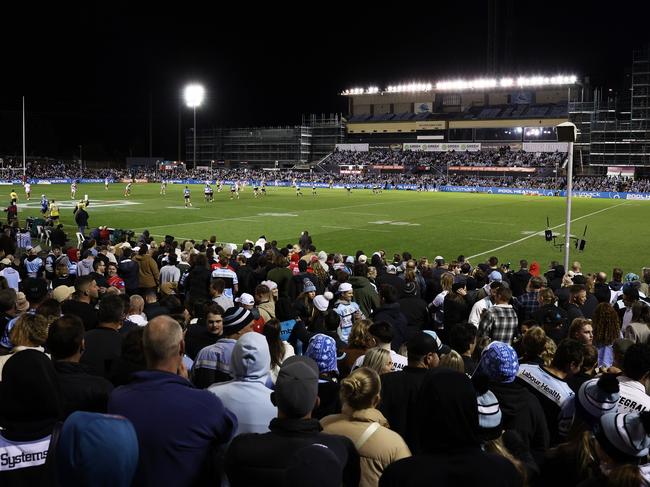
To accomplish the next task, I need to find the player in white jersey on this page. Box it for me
[71,181,77,199]
[312,183,317,196]
[104,178,109,190]
[24,182,31,200]
[230,182,239,200]
[124,182,132,197]
[204,182,214,202]
[160,179,167,195]
[217,180,223,192]
[184,186,193,207]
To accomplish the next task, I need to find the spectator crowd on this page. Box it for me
[1,220,650,486]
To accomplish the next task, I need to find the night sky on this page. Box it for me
[1,3,648,161]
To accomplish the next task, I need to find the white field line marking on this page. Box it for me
[467,202,628,260]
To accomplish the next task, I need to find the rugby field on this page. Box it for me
[13,183,650,275]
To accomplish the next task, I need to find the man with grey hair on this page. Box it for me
[108,315,237,486]
[126,295,147,326]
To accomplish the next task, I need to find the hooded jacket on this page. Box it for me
[321,406,411,487]
[489,380,549,464]
[379,369,522,487]
[208,333,276,438]
[349,276,381,319]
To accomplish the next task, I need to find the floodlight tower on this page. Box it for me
[183,84,205,169]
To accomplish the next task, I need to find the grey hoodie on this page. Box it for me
[208,333,276,437]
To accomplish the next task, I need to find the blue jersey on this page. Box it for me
[41,197,48,211]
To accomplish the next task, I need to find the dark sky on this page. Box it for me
[1,3,648,161]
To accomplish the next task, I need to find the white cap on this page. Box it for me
[313,295,330,312]
[261,280,278,290]
[235,293,255,306]
[338,282,353,293]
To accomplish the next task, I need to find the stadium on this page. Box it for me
[3,6,650,487]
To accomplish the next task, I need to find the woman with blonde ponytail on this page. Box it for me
[320,367,410,487]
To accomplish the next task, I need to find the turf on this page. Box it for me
[14,183,650,274]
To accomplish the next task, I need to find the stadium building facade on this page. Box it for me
[186,114,344,169]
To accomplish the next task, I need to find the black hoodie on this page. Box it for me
[489,380,550,465]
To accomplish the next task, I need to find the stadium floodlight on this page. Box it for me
[183,83,205,169]
[435,74,578,91]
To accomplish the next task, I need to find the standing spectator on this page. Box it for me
[118,247,139,296]
[80,294,125,378]
[0,313,49,378]
[0,350,63,486]
[398,281,429,334]
[516,276,545,322]
[568,318,594,345]
[617,343,650,414]
[192,306,255,388]
[225,356,361,487]
[379,369,522,487]
[373,284,408,352]
[108,315,237,487]
[267,255,294,298]
[208,332,276,438]
[75,205,89,236]
[61,276,99,331]
[517,339,584,444]
[210,278,234,311]
[564,285,586,324]
[333,282,363,343]
[55,411,139,487]
[379,331,442,453]
[443,281,470,332]
[134,245,159,295]
[352,321,409,372]
[235,254,256,296]
[183,253,211,306]
[184,303,223,361]
[349,263,380,319]
[159,253,180,285]
[306,333,341,419]
[262,318,295,383]
[624,301,650,344]
[448,323,478,374]
[211,253,238,299]
[477,341,549,464]
[0,258,20,291]
[321,367,411,487]
[48,315,114,417]
[592,302,622,368]
[478,286,519,345]
[509,259,532,297]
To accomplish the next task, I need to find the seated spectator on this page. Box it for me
[321,367,411,486]
[379,369,523,487]
[56,411,139,486]
[225,356,361,487]
[109,315,236,486]
[47,315,114,417]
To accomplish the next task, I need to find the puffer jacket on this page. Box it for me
[321,406,411,487]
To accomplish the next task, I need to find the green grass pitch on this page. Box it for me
[13,183,650,274]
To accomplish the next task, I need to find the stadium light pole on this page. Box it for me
[183,84,205,169]
[22,96,26,179]
[557,122,578,272]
